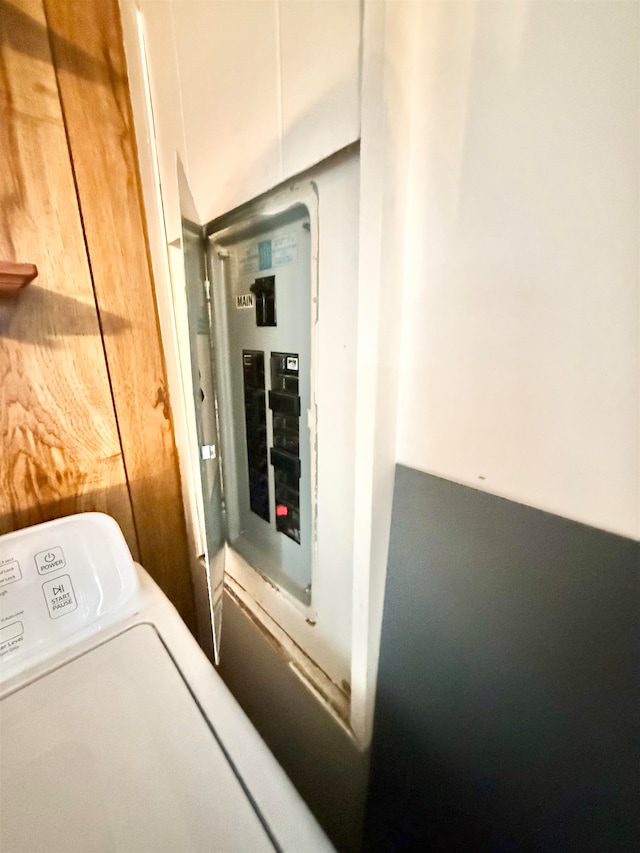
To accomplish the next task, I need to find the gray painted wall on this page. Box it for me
[217,592,369,853]
[365,465,639,852]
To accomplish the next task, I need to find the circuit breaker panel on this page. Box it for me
[207,195,314,606]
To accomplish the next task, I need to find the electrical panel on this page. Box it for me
[207,194,314,606]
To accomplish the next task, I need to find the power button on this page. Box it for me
[35,547,66,575]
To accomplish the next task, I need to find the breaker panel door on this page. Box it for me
[181,214,226,660]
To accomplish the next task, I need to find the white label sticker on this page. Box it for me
[238,246,259,275]
[235,293,254,309]
[286,356,299,372]
[43,575,77,619]
[273,232,298,267]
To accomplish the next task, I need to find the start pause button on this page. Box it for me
[42,575,77,619]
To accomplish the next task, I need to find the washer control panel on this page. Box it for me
[0,513,139,682]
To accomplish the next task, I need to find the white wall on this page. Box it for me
[350,0,415,744]
[394,0,639,540]
[143,0,360,225]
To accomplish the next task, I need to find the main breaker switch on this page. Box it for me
[250,276,276,327]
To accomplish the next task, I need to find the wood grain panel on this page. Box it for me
[43,0,195,628]
[0,0,137,548]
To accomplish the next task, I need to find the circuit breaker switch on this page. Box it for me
[268,390,301,418]
[270,448,301,479]
[250,276,276,327]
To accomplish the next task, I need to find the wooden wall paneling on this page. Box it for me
[0,0,137,547]
[42,0,195,629]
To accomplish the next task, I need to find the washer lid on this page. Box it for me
[0,625,275,853]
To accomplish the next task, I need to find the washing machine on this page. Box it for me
[0,513,333,852]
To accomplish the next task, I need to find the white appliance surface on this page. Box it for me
[0,514,333,853]
[1,625,273,853]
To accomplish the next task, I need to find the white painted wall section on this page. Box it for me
[158,0,360,222]
[394,0,640,539]
[171,0,281,223]
[137,0,190,240]
[350,0,415,744]
[279,0,361,178]
[127,0,360,232]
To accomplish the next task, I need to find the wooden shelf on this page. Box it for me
[0,261,38,297]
